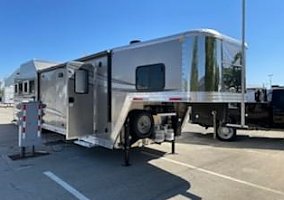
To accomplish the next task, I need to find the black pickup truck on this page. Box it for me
[244,87,284,128]
[190,86,284,141]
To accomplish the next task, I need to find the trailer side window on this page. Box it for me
[14,84,18,94]
[29,80,35,94]
[23,81,29,94]
[58,72,64,78]
[75,69,88,94]
[136,63,165,91]
[18,82,23,94]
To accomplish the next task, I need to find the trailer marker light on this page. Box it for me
[169,97,182,101]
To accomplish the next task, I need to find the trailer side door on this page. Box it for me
[66,62,94,139]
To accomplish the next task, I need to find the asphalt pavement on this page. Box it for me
[0,107,284,200]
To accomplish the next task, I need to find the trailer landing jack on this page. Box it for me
[123,118,131,166]
[123,117,177,166]
[171,139,176,154]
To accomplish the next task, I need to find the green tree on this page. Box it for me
[223,51,242,92]
[190,37,199,91]
[205,37,218,91]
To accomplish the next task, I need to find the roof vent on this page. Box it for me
[129,40,141,45]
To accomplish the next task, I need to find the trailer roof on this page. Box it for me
[15,59,58,80]
[38,51,109,73]
[38,29,244,73]
[112,29,245,52]
[4,68,20,86]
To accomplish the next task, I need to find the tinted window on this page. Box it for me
[75,69,88,94]
[24,82,28,93]
[29,80,35,93]
[136,63,165,91]
[14,84,18,94]
[272,90,284,107]
[58,72,64,78]
[18,83,23,94]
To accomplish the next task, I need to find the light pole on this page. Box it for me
[241,0,246,127]
[268,74,273,88]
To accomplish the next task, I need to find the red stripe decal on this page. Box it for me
[169,97,182,101]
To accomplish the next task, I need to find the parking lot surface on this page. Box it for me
[1,107,284,200]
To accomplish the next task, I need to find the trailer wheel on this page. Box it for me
[129,111,154,139]
[217,126,236,141]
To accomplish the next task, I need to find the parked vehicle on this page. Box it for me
[37,29,244,156]
[191,84,284,141]
[232,86,284,129]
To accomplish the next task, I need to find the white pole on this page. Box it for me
[241,0,246,126]
[268,74,273,88]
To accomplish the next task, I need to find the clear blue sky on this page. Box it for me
[0,0,283,87]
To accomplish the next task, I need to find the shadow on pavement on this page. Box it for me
[0,123,18,147]
[178,131,284,151]
[55,146,202,200]
[0,123,202,200]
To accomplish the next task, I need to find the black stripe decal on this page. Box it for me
[107,51,112,122]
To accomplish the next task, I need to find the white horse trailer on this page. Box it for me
[3,86,14,104]
[13,60,57,120]
[14,60,57,103]
[38,29,244,163]
[2,68,20,105]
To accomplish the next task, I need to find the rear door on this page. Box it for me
[66,62,94,139]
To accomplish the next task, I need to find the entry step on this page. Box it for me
[74,140,97,148]
[74,135,113,149]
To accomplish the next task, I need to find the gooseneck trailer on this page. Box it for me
[37,29,245,162]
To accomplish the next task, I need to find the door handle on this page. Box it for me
[69,97,75,103]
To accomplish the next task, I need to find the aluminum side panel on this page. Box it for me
[111,39,183,133]
[40,68,67,134]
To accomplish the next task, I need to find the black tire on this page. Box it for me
[216,125,236,141]
[129,110,154,139]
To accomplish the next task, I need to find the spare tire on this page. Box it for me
[129,110,154,139]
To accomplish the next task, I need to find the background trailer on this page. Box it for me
[13,60,57,120]
[3,68,20,104]
[14,59,57,103]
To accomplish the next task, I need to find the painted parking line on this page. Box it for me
[141,151,284,197]
[43,171,90,200]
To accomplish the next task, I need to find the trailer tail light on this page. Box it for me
[133,97,144,101]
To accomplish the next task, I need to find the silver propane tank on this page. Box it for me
[154,125,165,143]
